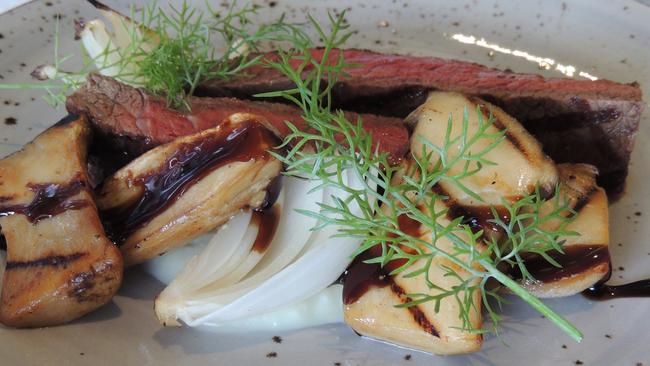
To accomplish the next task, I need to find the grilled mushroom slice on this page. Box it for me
[343,160,486,355]
[519,163,610,298]
[97,113,283,265]
[0,115,123,327]
[405,91,558,205]
[343,203,484,354]
[345,92,562,355]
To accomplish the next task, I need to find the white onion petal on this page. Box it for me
[199,285,344,332]
[152,168,366,329]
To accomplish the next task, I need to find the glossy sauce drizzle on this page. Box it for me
[258,175,283,211]
[0,179,88,224]
[510,244,650,300]
[342,213,422,304]
[515,245,610,283]
[396,213,422,238]
[251,204,281,253]
[342,249,388,305]
[103,121,279,243]
[584,264,650,300]
[447,204,510,235]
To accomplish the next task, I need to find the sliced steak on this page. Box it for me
[66,74,409,165]
[198,48,645,196]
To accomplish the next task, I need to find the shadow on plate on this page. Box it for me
[69,300,123,324]
[153,326,275,355]
[117,265,166,300]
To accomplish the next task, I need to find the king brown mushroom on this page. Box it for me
[96,113,283,265]
[518,163,610,298]
[343,92,612,355]
[0,115,123,327]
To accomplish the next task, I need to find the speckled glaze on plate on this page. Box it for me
[0,1,649,365]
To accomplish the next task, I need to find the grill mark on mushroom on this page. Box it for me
[572,186,598,214]
[389,279,440,337]
[479,107,529,162]
[342,251,441,338]
[432,184,510,236]
[468,96,527,156]
[5,252,87,270]
[407,92,559,205]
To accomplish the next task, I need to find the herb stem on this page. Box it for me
[482,260,583,342]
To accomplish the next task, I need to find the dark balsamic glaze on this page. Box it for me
[342,214,421,304]
[86,131,135,189]
[432,184,511,236]
[584,278,650,300]
[396,213,422,238]
[341,232,442,337]
[342,248,388,305]
[0,179,88,224]
[447,204,510,235]
[514,245,610,283]
[251,204,281,253]
[510,244,650,300]
[102,121,279,243]
[256,175,283,211]
[583,261,650,300]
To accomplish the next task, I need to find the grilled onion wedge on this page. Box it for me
[0,115,123,327]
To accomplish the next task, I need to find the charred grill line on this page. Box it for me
[68,269,99,302]
[5,252,87,270]
[572,186,598,214]
[343,229,442,338]
[469,97,531,164]
[389,280,441,337]
[431,184,510,236]
[343,252,440,337]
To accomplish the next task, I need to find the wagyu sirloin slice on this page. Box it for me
[199,48,644,195]
[66,74,409,165]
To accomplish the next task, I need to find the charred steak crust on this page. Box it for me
[198,48,645,196]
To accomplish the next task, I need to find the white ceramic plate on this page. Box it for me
[0,0,649,365]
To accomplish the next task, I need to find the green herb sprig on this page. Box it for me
[0,1,301,109]
[134,1,300,109]
[256,11,583,341]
